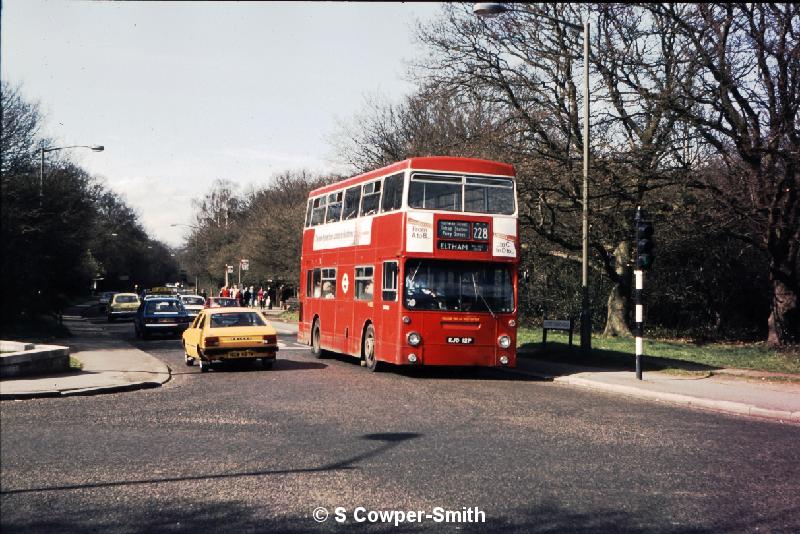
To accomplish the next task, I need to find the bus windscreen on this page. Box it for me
[404,260,514,313]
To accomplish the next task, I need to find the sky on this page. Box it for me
[2,0,443,246]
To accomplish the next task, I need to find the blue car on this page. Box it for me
[134,297,192,339]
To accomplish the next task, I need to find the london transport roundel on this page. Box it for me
[342,273,349,294]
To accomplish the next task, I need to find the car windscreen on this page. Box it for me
[209,312,267,328]
[182,297,205,305]
[404,259,514,313]
[145,301,183,314]
[215,299,238,307]
[115,295,138,304]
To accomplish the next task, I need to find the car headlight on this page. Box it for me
[497,335,512,349]
[407,332,421,346]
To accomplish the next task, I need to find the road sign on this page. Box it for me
[241,259,249,271]
[227,265,234,274]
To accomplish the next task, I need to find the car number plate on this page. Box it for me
[447,337,474,344]
[229,350,254,358]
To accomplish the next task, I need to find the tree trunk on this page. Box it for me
[766,201,799,346]
[603,241,633,337]
[767,272,799,346]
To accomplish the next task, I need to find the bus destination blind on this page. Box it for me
[437,220,490,252]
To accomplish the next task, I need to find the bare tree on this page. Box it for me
[1,81,44,176]
[332,85,507,174]
[638,3,799,345]
[415,3,690,335]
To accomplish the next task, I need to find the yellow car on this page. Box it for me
[107,293,140,321]
[181,308,278,372]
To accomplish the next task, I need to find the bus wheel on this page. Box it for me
[311,320,323,358]
[363,324,380,372]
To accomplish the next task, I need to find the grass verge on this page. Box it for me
[517,327,800,375]
[277,310,299,322]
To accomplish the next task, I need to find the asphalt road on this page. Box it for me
[2,318,799,533]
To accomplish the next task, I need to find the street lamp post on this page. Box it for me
[39,145,104,204]
[474,3,592,352]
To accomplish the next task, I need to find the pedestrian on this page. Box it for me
[266,294,272,310]
[243,287,251,308]
[249,285,255,306]
[258,286,265,309]
[200,288,207,300]
[220,286,229,298]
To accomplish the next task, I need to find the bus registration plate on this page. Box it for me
[447,337,474,344]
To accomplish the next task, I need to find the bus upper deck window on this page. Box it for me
[326,191,344,223]
[408,174,462,212]
[304,199,313,227]
[381,173,404,213]
[311,196,327,226]
[360,181,382,217]
[343,186,361,220]
[465,177,515,215]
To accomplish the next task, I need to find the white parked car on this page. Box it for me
[179,295,206,317]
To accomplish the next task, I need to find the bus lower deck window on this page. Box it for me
[382,261,398,301]
[321,268,336,298]
[355,266,374,300]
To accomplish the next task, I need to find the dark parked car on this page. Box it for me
[134,298,191,339]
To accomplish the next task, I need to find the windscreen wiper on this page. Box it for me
[471,273,496,319]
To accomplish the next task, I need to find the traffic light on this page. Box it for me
[635,218,654,270]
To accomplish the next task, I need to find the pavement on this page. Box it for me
[510,355,800,424]
[2,306,798,424]
[0,311,170,400]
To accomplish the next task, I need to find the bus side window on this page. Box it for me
[343,186,361,220]
[326,192,343,223]
[360,181,381,217]
[381,173,404,213]
[304,199,313,227]
[306,270,313,297]
[382,261,398,301]
[312,268,322,298]
[321,268,336,299]
[355,266,374,300]
[311,196,327,226]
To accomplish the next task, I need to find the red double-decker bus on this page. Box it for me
[298,156,519,371]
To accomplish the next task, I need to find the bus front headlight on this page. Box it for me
[497,335,512,349]
[407,332,421,346]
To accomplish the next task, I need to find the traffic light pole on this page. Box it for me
[633,269,644,380]
[633,207,654,380]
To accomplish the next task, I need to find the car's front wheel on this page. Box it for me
[184,344,195,366]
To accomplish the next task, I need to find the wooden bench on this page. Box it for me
[542,317,574,349]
